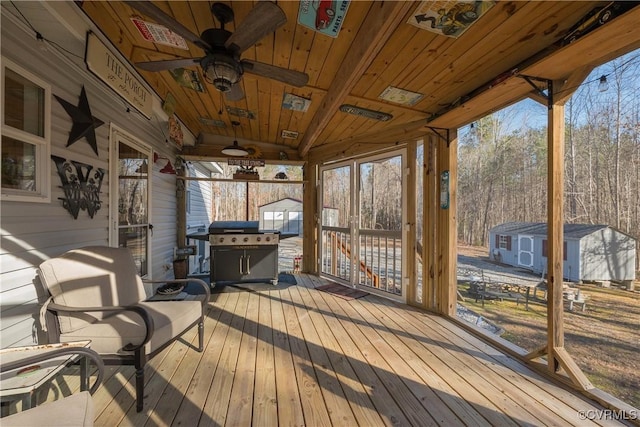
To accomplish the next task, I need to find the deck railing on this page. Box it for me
[321,227,402,295]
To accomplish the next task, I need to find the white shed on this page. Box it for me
[488,222,637,283]
[259,198,303,235]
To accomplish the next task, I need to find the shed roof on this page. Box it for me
[489,222,617,239]
[258,197,303,209]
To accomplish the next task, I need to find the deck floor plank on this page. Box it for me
[294,277,391,427]
[287,284,361,427]
[172,292,235,427]
[356,297,557,426]
[270,288,307,427]
[298,276,413,426]
[317,287,440,426]
[252,291,278,427]
[200,291,250,427]
[348,296,475,427]
[60,274,630,427]
[279,287,333,426]
[96,336,185,426]
[377,299,602,427]
[227,292,260,427]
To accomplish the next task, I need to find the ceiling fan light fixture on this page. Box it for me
[222,120,248,156]
[202,55,242,92]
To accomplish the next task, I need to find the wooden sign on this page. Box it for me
[85,32,152,118]
[228,159,265,167]
[408,1,494,38]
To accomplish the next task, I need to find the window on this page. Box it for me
[497,234,512,250]
[1,58,51,202]
[542,240,567,261]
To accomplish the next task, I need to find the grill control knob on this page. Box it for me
[256,236,261,242]
[243,237,249,242]
[231,237,237,242]
[265,236,271,242]
[219,237,224,243]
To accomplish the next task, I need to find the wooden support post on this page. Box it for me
[553,347,594,390]
[424,135,438,310]
[437,129,458,316]
[545,75,599,388]
[406,140,417,305]
[547,79,565,372]
[176,162,187,248]
[302,162,318,274]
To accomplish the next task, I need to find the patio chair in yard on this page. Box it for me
[36,246,211,412]
[1,346,104,426]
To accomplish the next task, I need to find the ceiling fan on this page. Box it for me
[127,1,309,101]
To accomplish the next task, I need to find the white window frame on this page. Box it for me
[288,211,300,220]
[499,235,509,249]
[1,57,51,202]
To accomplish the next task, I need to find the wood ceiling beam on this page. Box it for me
[297,1,414,158]
[312,117,429,152]
[524,6,640,81]
[425,6,640,130]
[553,65,595,105]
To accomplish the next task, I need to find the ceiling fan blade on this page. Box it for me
[135,58,201,72]
[225,2,286,54]
[225,83,245,102]
[126,1,211,51]
[242,60,309,87]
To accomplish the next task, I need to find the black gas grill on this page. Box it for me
[208,221,279,286]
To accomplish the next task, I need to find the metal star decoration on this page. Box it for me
[54,86,104,156]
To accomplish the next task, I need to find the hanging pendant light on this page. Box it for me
[598,75,609,92]
[159,160,177,174]
[221,121,248,156]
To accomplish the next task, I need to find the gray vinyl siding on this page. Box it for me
[186,165,214,274]
[564,239,581,282]
[580,228,636,281]
[187,166,214,230]
[1,9,181,348]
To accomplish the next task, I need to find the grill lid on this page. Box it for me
[209,220,260,234]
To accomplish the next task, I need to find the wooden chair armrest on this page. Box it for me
[47,302,154,352]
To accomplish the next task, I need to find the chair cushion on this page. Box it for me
[60,300,202,355]
[2,391,94,426]
[38,246,146,333]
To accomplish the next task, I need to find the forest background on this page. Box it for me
[457,50,640,271]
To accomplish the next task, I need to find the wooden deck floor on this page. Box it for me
[90,274,625,427]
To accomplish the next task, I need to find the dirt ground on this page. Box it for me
[457,244,640,409]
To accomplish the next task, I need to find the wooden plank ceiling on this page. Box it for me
[79,1,640,162]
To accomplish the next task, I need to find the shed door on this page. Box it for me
[518,235,534,268]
